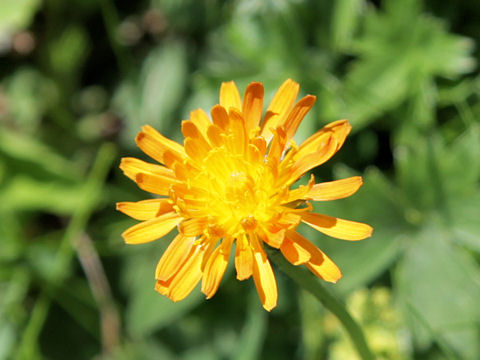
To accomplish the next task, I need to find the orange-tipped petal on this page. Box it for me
[251,237,278,311]
[304,176,363,201]
[201,239,233,299]
[283,95,316,141]
[211,105,229,131]
[227,108,247,154]
[190,109,211,137]
[135,172,178,196]
[296,120,351,160]
[261,79,300,141]
[285,231,342,282]
[155,278,171,295]
[121,212,182,244]
[116,198,173,220]
[235,235,253,280]
[135,125,185,165]
[206,124,225,148]
[258,225,285,249]
[120,157,175,182]
[288,134,338,183]
[302,213,373,241]
[155,234,195,281]
[267,127,287,162]
[280,236,311,265]
[182,120,211,159]
[220,81,242,110]
[242,82,264,132]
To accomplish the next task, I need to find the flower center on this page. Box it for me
[186,147,285,237]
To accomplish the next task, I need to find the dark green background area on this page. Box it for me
[1,0,480,359]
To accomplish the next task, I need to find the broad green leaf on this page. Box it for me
[341,1,475,129]
[440,123,480,198]
[395,225,480,359]
[449,191,480,253]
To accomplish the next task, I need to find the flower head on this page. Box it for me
[117,79,373,311]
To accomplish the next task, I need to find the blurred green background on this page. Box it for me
[1,0,480,359]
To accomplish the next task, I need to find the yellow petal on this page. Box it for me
[283,95,316,141]
[155,234,195,281]
[178,217,208,236]
[116,198,173,220]
[167,244,205,302]
[304,176,363,201]
[288,134,338,183]
[227,108,247,154]
[206,124,225,148]
[135,125,185,166]
[182,120,211,155]
[267,127,287,162]
[135,172,178,196]
[258,225,285,249]
[190,108,211,137]
[201,239,233,299]
[302,212,373,241]
[235,234,253,280]
[120,157,175,182]
[280,236,311,265]
[284,231,341,282]
[261,79,300,141]
[251,237,278,311]
[211,105,229,131]
[242,82,264,133]
[121,212,182,244]
[220,81,241,110]
[155,278,170,295]
[295,120,351,161]
[184,137,211,163]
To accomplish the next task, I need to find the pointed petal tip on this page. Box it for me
[262,301,277,312]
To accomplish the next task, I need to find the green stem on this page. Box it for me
[98,0,134,79]
[17,143,116,359]
[266,247,374,360]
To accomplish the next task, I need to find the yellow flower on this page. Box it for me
[117,79,373,311]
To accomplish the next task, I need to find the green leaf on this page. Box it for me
[0,129,79,182]
[395,225,480,359]
[0,0,41,34]
[449,191,480,253]
[340,0,475,129]
[1,176,88,214]
[232,289,268,360]
[116,43,188,145]
[331,0,363,52]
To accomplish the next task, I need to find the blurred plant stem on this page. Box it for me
[98,0,135,79]
[76,233,121,354]
[266,247,375,360]
[17,143,117,359]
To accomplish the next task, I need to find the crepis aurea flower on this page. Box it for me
[117,79,373,311]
